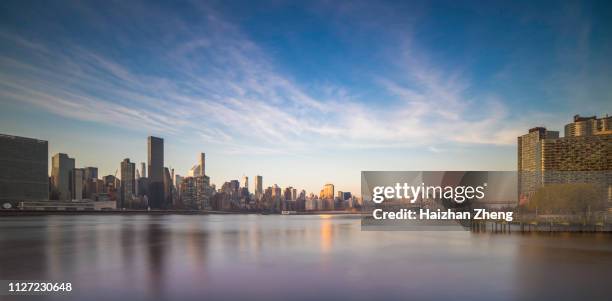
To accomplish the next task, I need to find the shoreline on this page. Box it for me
[0,210,363,216]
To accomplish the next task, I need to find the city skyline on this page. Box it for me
[48,134,352,198]
[1,1,612,194]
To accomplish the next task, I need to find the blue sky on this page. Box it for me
[1,0,611,195]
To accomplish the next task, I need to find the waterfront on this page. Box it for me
[1,215,611,301]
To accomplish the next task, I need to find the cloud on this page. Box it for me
[0,2,563,156]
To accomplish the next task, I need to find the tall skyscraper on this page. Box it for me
[242,176,248,191]
[51,153,75,201]
[0,134,48,203]
[120,158,136,208]
[199,152,205,176]
[147,136,164,209]
[255,175,263,199]
[187,152,206,177]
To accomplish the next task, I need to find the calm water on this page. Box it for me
[1,214,611,301]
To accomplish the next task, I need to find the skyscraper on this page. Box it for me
[147,136,164,209]
[242,176,248,191]
[199,152,205,176]
[51,153,75,201]
[0,134,48,203]
[120,158,136,208]
[70,168,84,200]
[255,175,263,199]
[140,162,146,178]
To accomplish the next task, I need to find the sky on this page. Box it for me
[0,0,611,195]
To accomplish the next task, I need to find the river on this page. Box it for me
[0,214,611,300]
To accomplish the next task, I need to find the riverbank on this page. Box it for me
[0,209,363,216]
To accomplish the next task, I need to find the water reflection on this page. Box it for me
[0,215,611,301]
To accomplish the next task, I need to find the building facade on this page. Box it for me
[70,168,84,200]
[564,114,611,137]
[518,115,611,205]
[0,134,48,204]
[147,136,164,209]
[51,153,75,201]
[120,158,136,208]
[254,175,263,200]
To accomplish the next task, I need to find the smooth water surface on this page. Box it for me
[1,214,611,301]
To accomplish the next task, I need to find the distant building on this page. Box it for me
[164,167,173,207]
[199,153,205,176]
[70,168,84,200]
[102,174,119,203]
[322,184,334,200]
[242,176,248,191]
[254,175,263,199]
[188,153,206,177]
[137,177,148,197]
[230,180,240,194]
[518,114,611,204]
[84,167,98,182]
[147,136,164,209]
[103,175,118,189]
[272,184,282,200]
[320,183,335,210]
[180,153,211,210]
[295,189,305,210]
[18,200,116,211]
[83,166,99,199]
[140,162,147,178]
[181,175,210,210]
[51,153,75,201]
[564,114,611,137]
[120,158,136,208]
[0,134,48,204]
[284,187,293,201]
[174,174,183,198]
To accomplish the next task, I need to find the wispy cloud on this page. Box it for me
[0,2,580,156]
